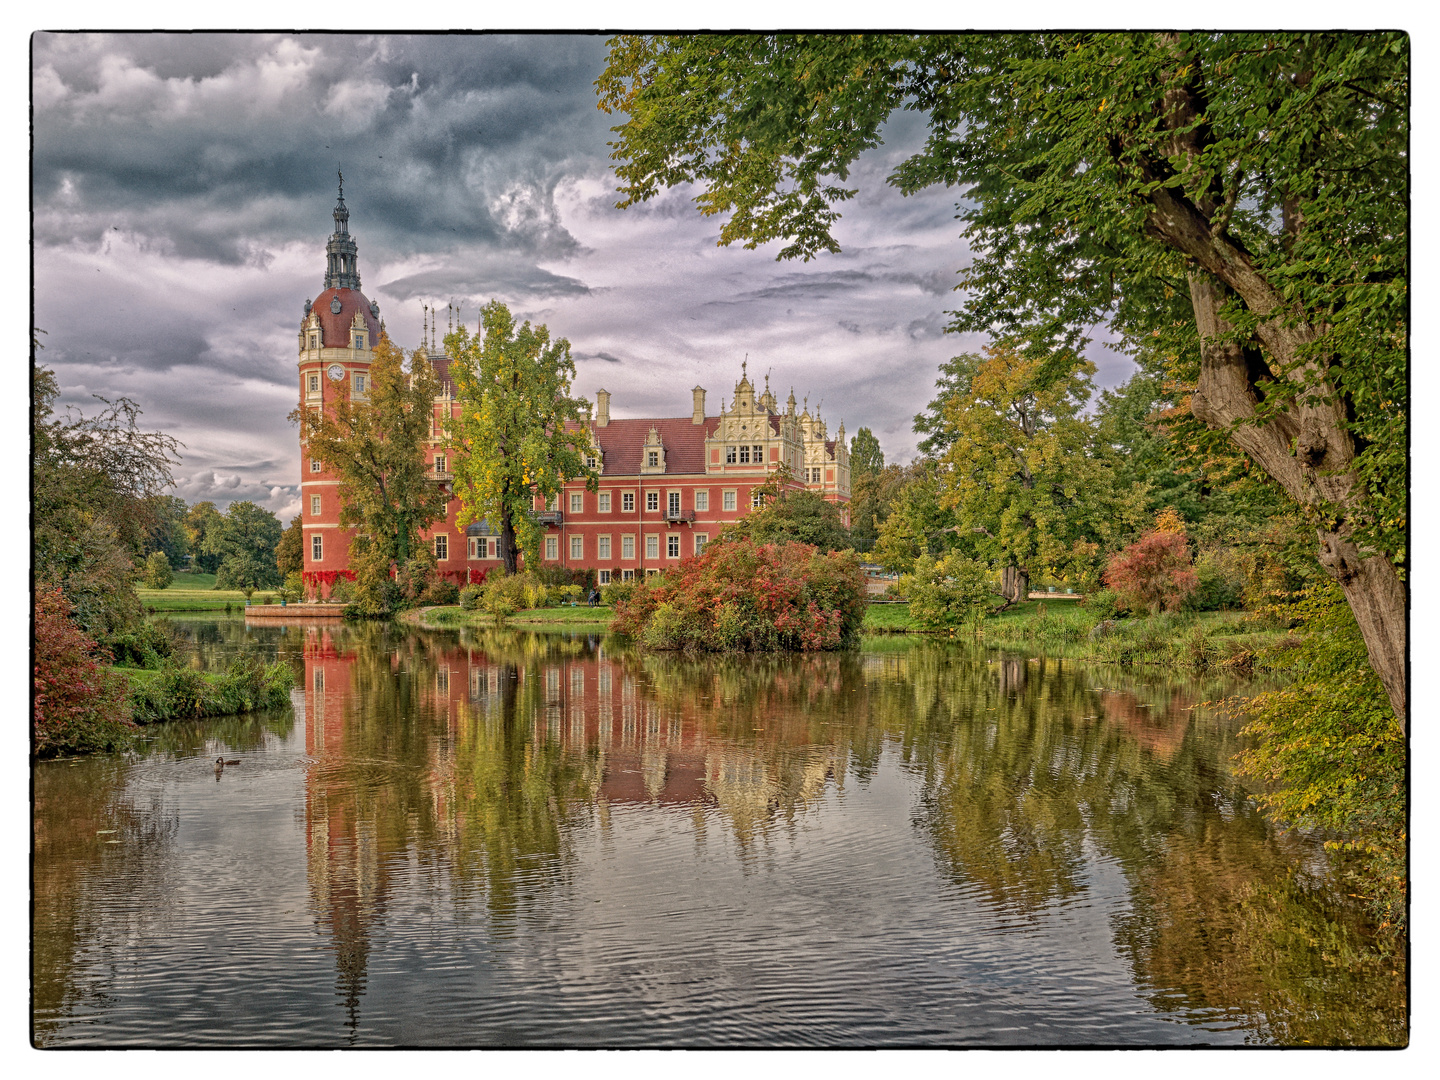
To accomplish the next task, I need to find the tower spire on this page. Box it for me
[324,171,361,290]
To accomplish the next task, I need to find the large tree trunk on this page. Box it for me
[499,503,519,575]
[1185,275,1407,725]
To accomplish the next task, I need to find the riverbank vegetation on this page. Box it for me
[33,357,291,758]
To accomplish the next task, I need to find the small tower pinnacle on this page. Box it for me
[324,171,361,290]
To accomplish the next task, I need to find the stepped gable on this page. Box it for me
[311,287,381,348]
[586,415,719,474]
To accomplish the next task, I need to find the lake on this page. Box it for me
[32,618,1406,1047]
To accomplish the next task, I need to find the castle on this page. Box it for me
[298,183,852,594]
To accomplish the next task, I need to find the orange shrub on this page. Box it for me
[33,587,134,757]
[1102,531,1198,615]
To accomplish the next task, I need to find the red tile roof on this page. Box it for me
[584,416,721,476]
[309,287,380,349]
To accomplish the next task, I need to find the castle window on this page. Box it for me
[723,490,737,512]
[570,536,583,560]
[695,534,708,556]
[310,495,321,516]
[546,494,559,512]
[545,537,558,560]
[622,569,634,581]
[646,492,659,512]
[354,374,366,394]
[586,455,597,470]
[726,446,737,464]
[310,459,322,473]
[622,492,635,512]
[434,534,448,561]
[752,490,764,508]
[598,536,611,559]
[646,535,659,559]
[752,445,763,462]
[308,374,319,393]
[738,445,749,464]
[598,569,611,585]
[311,535,323,561]
[435,454,447,474]
[354,334,364,351]
[667,535,680,558]
[570,493,584,514]
[599,492,611,513]
[622,535,635,559]
[647,450,659,467]
[668,492,680,516]
[695,490,709,511]
[309,334,318,350]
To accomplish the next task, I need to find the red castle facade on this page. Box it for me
[299,185,852,597]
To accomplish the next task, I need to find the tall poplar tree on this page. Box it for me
[291,332,450,576]
[446,301,596,574]
[597,31,1408,721]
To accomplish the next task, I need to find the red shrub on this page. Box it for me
[612,536,866,651]
[33,587,134,757]
[1103,531,1198,614]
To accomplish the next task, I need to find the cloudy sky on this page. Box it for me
[32,32,1138,521]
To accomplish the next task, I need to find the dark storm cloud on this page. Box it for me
[33,33,613,265]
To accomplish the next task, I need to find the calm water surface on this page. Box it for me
[33,618,1406,1047]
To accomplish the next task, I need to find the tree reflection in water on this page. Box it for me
[33,622,1404,1046]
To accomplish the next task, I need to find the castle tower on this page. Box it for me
[298,174,383,597]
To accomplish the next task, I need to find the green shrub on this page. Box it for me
[612,536,865,651]
[1190,553,1246,611]
[106,621,174,668]
[142,551,173,590]
[601,579,638,607]
[330,576,358,604]
[900,552,993,633]
[1082,588,1126,620]
[459,583,484,610]
[1231,585,1405,934]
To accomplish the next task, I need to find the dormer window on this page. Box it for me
[586,455,597,470]
[354,334,364,351]
[647,450,659,468]
[309,334,318,350]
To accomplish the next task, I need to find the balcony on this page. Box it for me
[664,509,696,524]
[537,510,564,526]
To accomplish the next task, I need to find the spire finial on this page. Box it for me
[337,166,344,200]
[742,354,748,380]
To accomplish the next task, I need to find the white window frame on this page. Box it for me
[752,445,763,462]
[646,491,659,512]
[311,534,323,561]
[570,535,583,560]
[667,535,680,558]
[307,374,319,392]
[726,446,737,464]
[599,492,611,513]
[598,535,611,560]
[752,490,764,508]
[646,450,659,467]
[723,490,737,511]
[646,568,659,578]
[354,334,364,351]
[621,535,635,560]
[310,495,321,516]
[622,492,635,512]
[310,458,322,473]
[545,536,558,560]
[695,490,709,511]
[668,491,680,516]
[622,569,634,582]
[570,492,584,514]
[598,569,611,585]
[738,445,750,464]
[354,374,366,394]
[645,535,659,560]
[434,534,449,561]
[695,534,708,556]
[435,454,447,474]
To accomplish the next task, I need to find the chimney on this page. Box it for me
[692,386,706,425]
[596,388,610,427]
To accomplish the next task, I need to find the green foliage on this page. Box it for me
[871,466,956,573]
[446,301,596,574]
[142,550,172,590]
[208,501,283,593]
[184,502,225,574]
[848,460,911,552]
[458,583,484,611]
[138,494,191,568]
[32,360,179,644]
[720,466,851,552]
[106,621,175,669]
[349,545,400,618]
[275,515,304,576]
[849,427,884,479]
[126,656,292,724]
[900,553,994,633]
[612,536,866,651]
[934,346,1141,587]
[32,587,135,757]
[600,579,638,607]
[1231,586,1405,933]
[282,571,305,603]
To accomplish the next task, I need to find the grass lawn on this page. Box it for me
[137,577,284,611]
[115,665,227,689]
[421,604,615,631]
[861,603,917,633]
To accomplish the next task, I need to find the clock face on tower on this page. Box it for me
[327,364,345,381]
